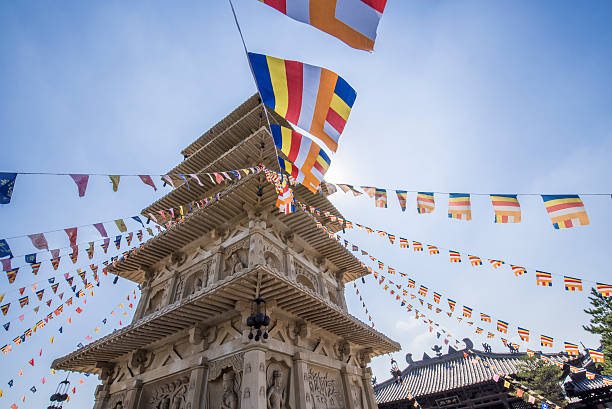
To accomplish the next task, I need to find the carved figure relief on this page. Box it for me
[296,275,316,294]
[185,265,208,297]
[266,365,288,409]
[148,376,189,409]
[220,372,238,409]
[350,379,364,409]
[306,368,344,409]
[225,250,247,277]
[264,251,281,272]
[173,277,185,303]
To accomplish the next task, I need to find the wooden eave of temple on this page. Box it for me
[52,266,400,374]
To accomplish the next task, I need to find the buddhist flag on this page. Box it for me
[101,238,110,253]
[596,283,612,297]
[563,276,582,291]
[416,192,435,214]
[412,241,423,252]
[428,245,439,255]
[396,190,407,212]
[114,236,122,250]
[272,125,331,193]
[490,194,521,223]
[407,279,415,288]
[497,320,508,333]
[418,285,428,297]
[489,260,504,269]
[399,238,409,248]
[448,299,456,311]
[462,306,472,318]
[518,327,530,341]
[511,265,526,277]
[337,184,362,196]
[476,327,483,334]
[480,313,491,323]
[433,292,441,304]
[387,234,395,244]
[536,271,552,287]
[564,342,579,356]
[540,335,553,347]
[541,195,589,229]
[18,296,29,308]
[1,304,10,316]
[248,52,356,152]
[449,251,461,263]
[6,268,18,284]
[257,0,387,51]
[448,193,471,221]
[374,189,387,208]
[588,349,604,363]
[468,255,482,266]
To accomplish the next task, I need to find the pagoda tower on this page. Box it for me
[52,94,400,409]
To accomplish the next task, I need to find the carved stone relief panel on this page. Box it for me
[172,276,185,304]
[207,353,244,409]
[266,360,291,409]
[146,376,189,409]
[222,238,249,280]
[294,262,319,295]
[305,365,345,409]
[183,262,210,298]
[262,239,284,273]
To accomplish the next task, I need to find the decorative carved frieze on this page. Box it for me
[148,376,189,409]
[208,353,245,382]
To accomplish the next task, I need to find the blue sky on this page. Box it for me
[1,0,611,406]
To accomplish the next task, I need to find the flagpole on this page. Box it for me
[227,0,282,173]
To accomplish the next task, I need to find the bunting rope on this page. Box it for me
[298,203,605,360]
[0,165,263,205]
[0,285,136,406]
[294,199,611,291]
[324,182,607,229]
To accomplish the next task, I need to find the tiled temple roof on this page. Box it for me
[374,341,569,405]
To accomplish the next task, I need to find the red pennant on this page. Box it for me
[139,175,157,191]
[28,233,49,250]
[28,358,34,366]
[69,174,89,197]
[64,228,78,247]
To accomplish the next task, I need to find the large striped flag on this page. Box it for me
[448,193,472,221]
[257,0,387,51]
[416,192,435,214]
[497,320,509,333]
[541,195,589,229]
[490,194,521,223]
[272,125,331,192]
[248,52,356,152]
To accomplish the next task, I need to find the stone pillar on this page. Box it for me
[133,269,153,321]
[335,270,348,312]
[211,250,224,282]
[241,348,266,409]
[186,357,208,409]
[293,352,312,409]
[248,232,266,268]
[92,384,109,409]
[340,366,357,409]
[361,368,378,409]
[124,379,143,409]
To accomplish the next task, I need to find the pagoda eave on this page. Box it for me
[52,266,400,375]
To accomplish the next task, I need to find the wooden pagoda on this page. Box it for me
[52,94,400,409]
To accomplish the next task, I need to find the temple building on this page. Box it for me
[51,94,400,409]
[373,339,592,409]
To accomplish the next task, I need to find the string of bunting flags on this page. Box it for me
[324,182,612,229]
[0,165,262,205]
[0,249,138,357]
[356,262,612,404]
[292,199,612,297]
[300,204,606,359]
[0,284,136,406]
[0,173,261,272]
